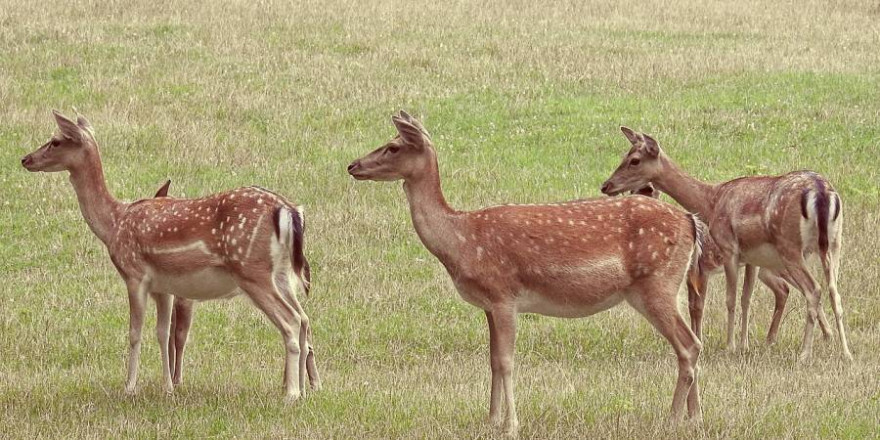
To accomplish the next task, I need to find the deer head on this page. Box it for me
[21,110,98,173]
[347,110,435,181]
[600,126,664,196]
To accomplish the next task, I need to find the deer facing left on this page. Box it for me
[21,111,321,399]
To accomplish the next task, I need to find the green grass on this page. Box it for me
[2,0,880,438]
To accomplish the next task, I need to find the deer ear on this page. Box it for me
[53,110,83,141]
[399,110,413,122]
[392,115,426,148]
[620,126,642,145]
[154,179,171,198]
[642,134,660,157]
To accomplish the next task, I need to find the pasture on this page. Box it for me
[1,0,879,438]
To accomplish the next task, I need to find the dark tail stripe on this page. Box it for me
[800,189,810,219]
[813,178,830,256]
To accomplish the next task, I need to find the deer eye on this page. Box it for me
[387,146,400,154]
[629,158,640,166]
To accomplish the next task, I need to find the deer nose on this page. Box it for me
[21,155,32,167]
[347,161,360,174]
[600,181,613,195]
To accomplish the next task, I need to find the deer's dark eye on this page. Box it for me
[387,146,400,154]
[629,158,640,166]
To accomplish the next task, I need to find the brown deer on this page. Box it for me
[601,127,851,361]
[631,184,792,344]
[348,111,704,435]
[21,111,321,398]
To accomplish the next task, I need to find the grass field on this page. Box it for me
[2,0,880,438]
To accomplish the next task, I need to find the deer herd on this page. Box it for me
[21,110,850,436]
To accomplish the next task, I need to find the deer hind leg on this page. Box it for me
[722,261,740,352]
[628,283,702,421]
[238,275,303,400]
[124,278,148,395]
[822,239,852,361]
[758,269,789,345]
[276,269,315,395]
[739,265,758,352]
[169,297,194,385]
[152,292,174,394]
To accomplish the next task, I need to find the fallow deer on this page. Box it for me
[21,111,321,398]
[348,111,704,435]
[150,179,320,389]
[601,127,851,361]
[631,184,792,343]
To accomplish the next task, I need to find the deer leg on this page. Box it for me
[778,264,821,361]
[822,241,852,361]
[758,269,789,344]
[124,278,148,395]
[305,325,322,391]
[489,305,518,436]
[170,297,194,385]
[686,273,707,342]
[239,276,303,400]
[275,269,312,396]
[722,261,740,352]
[629,285,702,421]
[485,310,504,427]
[153,292,174,394]
[739,265,757,352]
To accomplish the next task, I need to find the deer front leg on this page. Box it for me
[758,269,789,344]
[686,271,707,342]
[739,265,757,351]
[153,292,174,394]
[305,324,322,391]
[169,297,194,385]
[125,279,148,395]
[490,306,518,436]
[722,261,740,352]
[485,311,503,427]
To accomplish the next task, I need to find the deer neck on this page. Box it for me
[67,149,124,245]
[652,154,717,218]
[402,156,461,261]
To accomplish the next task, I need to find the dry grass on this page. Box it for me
[1,0,879,438]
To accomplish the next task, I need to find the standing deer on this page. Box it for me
[348,111,704,435]
[601,127,851,361]
[21,111,321,398]
[631,184,792,343]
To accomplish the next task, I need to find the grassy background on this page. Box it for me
[2,0,880,438]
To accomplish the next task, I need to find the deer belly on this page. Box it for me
[149,268,240,300]
[516,290,625,318]
[741,244,784,269]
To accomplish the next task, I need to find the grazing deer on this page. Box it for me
[601,127,851,361]
[631,184,792,343]
[348,111,704,435]
[21,111,321,398]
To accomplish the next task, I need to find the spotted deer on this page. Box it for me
[631,184,792,344]
[348,111,704,435]
[602,127,851,361]
[21,111,321,398]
